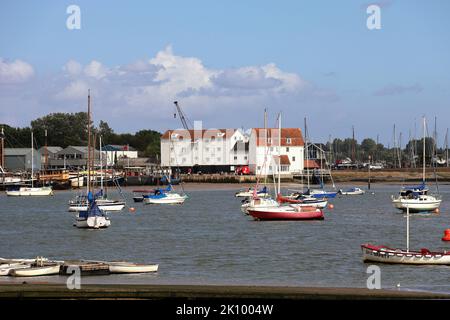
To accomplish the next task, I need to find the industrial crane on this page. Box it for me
[173,101,192,130]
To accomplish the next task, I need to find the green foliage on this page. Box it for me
[1,113,162,160]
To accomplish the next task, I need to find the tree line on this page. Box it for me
[1,112,161,161]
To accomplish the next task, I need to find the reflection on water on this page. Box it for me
[1,184,450,293]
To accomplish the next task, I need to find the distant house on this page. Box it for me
[4,148,41,171]
[49,146,100,169]
[102,145,138,166]
[248,128,305,176]
[38,146,63,169]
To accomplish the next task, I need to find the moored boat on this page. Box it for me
[248,205,324,221]
[361,244,450,265]
[339,187,365,195]
[108,262,159,273]
[10,264,60,277]
[6,186,54,196]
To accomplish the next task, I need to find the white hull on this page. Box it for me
[76,216,111,229]
[391,196,441,212]
[292,200,328,209]
[69,201,125,212]
[6,187,53,196]
[10,265,60,277]
[362,245,450,265]
[144,193,187,204]
[0,263,30,276]
[70,177,84,188]
[109,263,159,273]
[235,191,269,198]
[241,198,279,214]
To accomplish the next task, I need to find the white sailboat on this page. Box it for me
[391,117,441,213]
[5,131,53,196]
[362,205,450,265]
[75,90,111,229]
[68,136,125,212]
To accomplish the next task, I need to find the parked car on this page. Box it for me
[235,166,250,175]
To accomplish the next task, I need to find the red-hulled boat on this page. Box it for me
[247,204,324,221]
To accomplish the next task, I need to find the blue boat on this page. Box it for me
[75,191,111,228]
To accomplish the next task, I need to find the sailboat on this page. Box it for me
[391,117,442,213]
[246,112,325,221]
[362,205,450,265]
[143,183,188,204]
[74,90,111,229]
[302,119,337,199]
[68,136,126,212]
[5,131,53,196]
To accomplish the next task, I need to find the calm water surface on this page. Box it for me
[1,183,450,293]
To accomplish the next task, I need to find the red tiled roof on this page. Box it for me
[161,129,237,141]
[252,128,304,147]
[304,159,320,169]
[273,155,291,165]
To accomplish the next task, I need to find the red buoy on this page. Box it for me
[442,229,450,241]
[129,207,136,213]
[328,204,334,209]
[434,208,440,214]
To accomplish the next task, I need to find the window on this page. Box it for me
[244,156,247,160]
[287,138,292,144]
[286,147,289,152]
[217,147,221,152]
[234,156,237,160]
[292,156,296,161]
[268,138,272,144]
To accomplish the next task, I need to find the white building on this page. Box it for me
[102,145,138,166]
[248,128,304,176]
[160,128,249,173]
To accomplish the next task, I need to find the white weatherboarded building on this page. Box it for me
[249,128,304,176]
[160,128,249,173]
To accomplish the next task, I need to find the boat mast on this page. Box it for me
[31,131,34,188]
[87,90,91,195]
[446,128,449,168]
[423,117,426,183]
[100,135,103,192]
[44,128,48,170]
[304,117,310,190]
[0,127,4,169]
[264,108,267,186]
[278,111,281,195]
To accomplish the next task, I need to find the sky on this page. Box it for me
[0,0,449,146]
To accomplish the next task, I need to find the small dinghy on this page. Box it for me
[0,263,30,276]
[108,262,159,274]
[339,187,365,195]
[10,264,60,277]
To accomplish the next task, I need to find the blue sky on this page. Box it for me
[1,0,449,146]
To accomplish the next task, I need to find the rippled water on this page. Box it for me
[1,183,450,293]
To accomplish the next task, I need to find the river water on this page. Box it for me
[1,183,450,293]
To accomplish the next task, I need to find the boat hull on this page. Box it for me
[75,216,111,229]
[6,187,53,196]
[248,206,324,221]
[10,265,60,277]
[361,244,450,265]
[143,194,187,204]
[109,263,159,273]
[69,201,126,212]
[391,197,441,212]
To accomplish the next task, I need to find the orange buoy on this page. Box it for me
[129,207,136,213]
[328,204,334,209]
[442,229,450,241]
[434,208,440,214]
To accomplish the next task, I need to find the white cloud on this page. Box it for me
[1,47,338,131]
[0,58,34,84]
[54,80,89,100]
[63,59,82,75]
[84,60,108,79]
